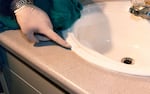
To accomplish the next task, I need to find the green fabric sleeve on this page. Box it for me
[0,0,82,32]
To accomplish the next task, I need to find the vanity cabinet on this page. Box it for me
[3,51,68,94]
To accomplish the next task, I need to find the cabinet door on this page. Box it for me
[5,52,67,94]
[4,68,40,94]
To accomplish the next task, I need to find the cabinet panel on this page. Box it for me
[4,68,40,94]
[6,52,66,94]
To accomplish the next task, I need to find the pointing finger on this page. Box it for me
[41,28,71,48]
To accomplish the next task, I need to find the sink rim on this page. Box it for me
[65,33,150,76]
[63,1,150,76]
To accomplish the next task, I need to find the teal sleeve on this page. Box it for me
[0,0,83,32]
[34,0,83,32]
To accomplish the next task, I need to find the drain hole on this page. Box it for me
[121,57,134,64]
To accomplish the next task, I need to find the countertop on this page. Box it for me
[1,30,150,94]
[1,1,150,94]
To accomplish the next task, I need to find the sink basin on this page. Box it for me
[63,1,150,76]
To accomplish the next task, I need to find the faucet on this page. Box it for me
[129,0,150,19]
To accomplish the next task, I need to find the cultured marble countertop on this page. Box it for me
[1,30,150,94]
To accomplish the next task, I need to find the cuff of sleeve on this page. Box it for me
[11,0,33,12]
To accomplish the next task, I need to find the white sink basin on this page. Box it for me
[63,1,150,76]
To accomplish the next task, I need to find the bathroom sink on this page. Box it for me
[63,1,150,76]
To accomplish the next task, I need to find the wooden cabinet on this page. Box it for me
[4,68,40,94]
[3,52,68,94]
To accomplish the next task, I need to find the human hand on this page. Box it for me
[15,5,71,48]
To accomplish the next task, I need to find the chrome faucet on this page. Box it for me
[129,0,150,19]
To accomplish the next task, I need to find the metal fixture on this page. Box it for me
[129,0,150,19]
[129,6,150,19]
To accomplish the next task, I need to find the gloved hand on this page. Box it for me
[14,5,71,48]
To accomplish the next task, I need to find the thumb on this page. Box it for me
[22,29,39,43]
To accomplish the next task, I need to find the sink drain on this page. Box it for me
[121,57,134,64]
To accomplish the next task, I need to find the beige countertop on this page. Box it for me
[0,1,150,94]
[1,30,150,94]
